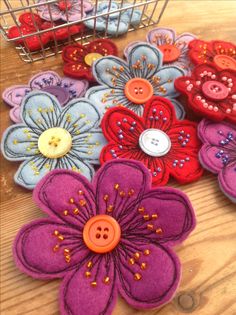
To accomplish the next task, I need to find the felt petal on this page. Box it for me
[1,124,39,161]
[128,43,163,79]
[63,62,92,81]
[117,243,180,309]
[34,169,96,228]
[60,77,89,100]
[10,106,22,123]
[93,56,131,88]
[14,218,89,279]
[2,85,31,107]
[175,33,197,50]
[199,144,225,173]
[62,44,88,64]
[148,158,169,186]
[21,91,61,133]
[30,71,61,89]
[147,27,176,46]
[100,143,143,164]
[219,162,236,203]
[123,41,144,59]
[39,6,61,21]
[169,98,186,120]
[61,257,117,315]
[93,159,151,219]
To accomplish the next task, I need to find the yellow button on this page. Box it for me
[84,53,103,66]
[38,127,72,159]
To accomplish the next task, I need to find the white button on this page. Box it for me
[139,129,171,157]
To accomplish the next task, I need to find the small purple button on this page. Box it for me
[41,86,70,106]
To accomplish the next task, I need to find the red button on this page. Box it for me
[158,44,181,63]
[83,215,121,253]
[214,54,236,71]
[202,81,229,101]
[124,78,153,104]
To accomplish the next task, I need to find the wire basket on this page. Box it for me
[0,0,169,63]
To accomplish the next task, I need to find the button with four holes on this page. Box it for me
[202,81,229,101]
[158,44,181,63]
[124,78,154,104]
[213,55,236,71]
[83,215,121,253]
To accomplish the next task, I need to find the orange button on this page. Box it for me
[124,78,154,104]
[213,54,236,71]
[158,44,181,63]
[83,215,121,253]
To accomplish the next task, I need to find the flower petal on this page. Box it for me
[63,62,92,81]
[21,91,61,133]
[10,106,21,123]
[61,257,117,315]
[30,71,61,89]
[219,162,236,203]
[169,98,186,120]
[147,27,176,46]
[1,124,38,161]
[60,77,89,100]
[14,218,90,279]
[175,33,197,50]
[199,144,225,173]
[2,85,31,107]
[62,44,88,63]
[117,243,180,309]
[34,169,96,228]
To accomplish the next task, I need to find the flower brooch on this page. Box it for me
[86,42,186,119]
[2,71,88,123]
[1,91,106,189]
[62,39,118,82]
[100,96,203,186]
[175,64,236,123]
[14,159,196,314]
[198,119,236,203]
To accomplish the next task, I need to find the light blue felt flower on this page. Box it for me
[1,91,107,189]
[86,43,186,119]
[84,1,141,36]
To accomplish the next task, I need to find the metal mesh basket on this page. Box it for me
[0,0,169,63]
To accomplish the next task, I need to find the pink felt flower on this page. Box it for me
[14,160,196,315]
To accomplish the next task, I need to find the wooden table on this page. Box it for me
[1,1,236,314]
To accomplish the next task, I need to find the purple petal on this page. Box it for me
[2,85,31,107]
[199,144,225,173]
[30,71,61,89]
[175,33,197,50]
[9,106,21,123]
[219,162,236,202]
[60,77,89,100]
[147,27,176,46]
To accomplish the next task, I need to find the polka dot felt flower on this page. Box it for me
[86,43,186,119]
[189,39,236,71]
[124,27,196,74]
[198,119,236,203]
[2,71,89,123]
[1,91,106,189]
[36,0,93,22]
[100,96,203,186]
[14,159,196,315]
[175,63,236,123]
[62,39,118,82]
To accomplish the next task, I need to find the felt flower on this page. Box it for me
[175,63,236,123]
[84,1,141,36]
[198,119,236,203]
[36,0,93,22]
[124,27,196,74]
[2,71,89,123]
[1,91,106,189]
[62,39,118,82]
[14,159,196,315]
[86,43,186,120]
[188,39,236,71]
[100,96,203,186]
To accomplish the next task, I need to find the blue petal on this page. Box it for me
[168,98,186,120]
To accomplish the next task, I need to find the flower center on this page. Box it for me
[202,80,229,101]
[158,44,181,63]
[38,127,72,158]
[83,215,121,253]
[84,53,103,66]
[58,1,72,11]
[139,128,171,157]
[213,54,236,71]
[124,78,153,104]
[41,86,70,106]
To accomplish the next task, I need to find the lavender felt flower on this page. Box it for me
[36,0,93,22]
[14,160,196,315]
[198,119,236,203]
[2,71,89,123]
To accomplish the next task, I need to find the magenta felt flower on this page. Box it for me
[198,119,236,203]
[14,160,196,315]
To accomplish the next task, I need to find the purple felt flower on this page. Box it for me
[2,71,89,123]
[14,159,196,314]
[36,0,93,22]
[198,119,236,203]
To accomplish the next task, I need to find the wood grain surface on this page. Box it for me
[1,1,236,314]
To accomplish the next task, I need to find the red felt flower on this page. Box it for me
[62,39,118,82]
[189,39,236,71]
[100,96,203,186]
[175,64,236,123]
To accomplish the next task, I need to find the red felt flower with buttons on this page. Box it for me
[62,39,118,82]
[175,64,236,123]
[189,39,236,71]
[100,96,203,186]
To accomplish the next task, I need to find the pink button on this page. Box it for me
[202,81,229,101]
